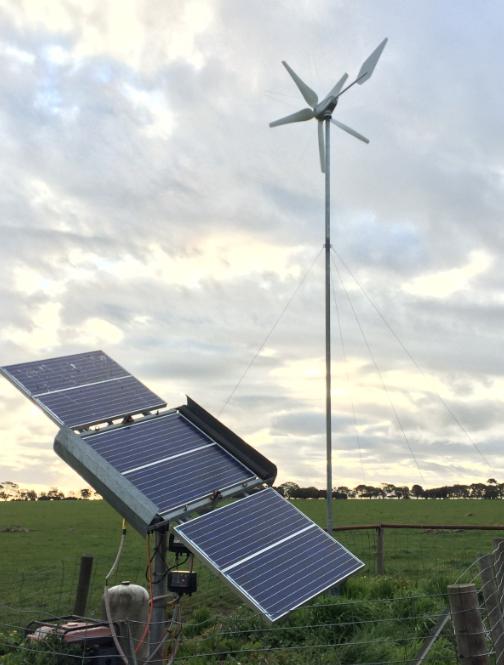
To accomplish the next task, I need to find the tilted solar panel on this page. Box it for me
[1,349,276,534]
[2,350,128,394]
[175,488,364,621]
[1,350,166,428]
[82,411,210,473]
[61,411,262,528]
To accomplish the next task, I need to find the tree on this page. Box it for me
[47,487,64,500]
[469,483,486,499]
[395,486,410,500]
[484,485,499,500]
[0,482,20,500]
[382,483,397,498]
[278,482,300,499]
[80,488,91,500]
[411,484,424,499]
[18,489,37,501]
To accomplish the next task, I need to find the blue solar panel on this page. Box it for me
[1,351,166,428]
[40,377,166,429]
[2,351,128,395]
[82,412,259,518]
[175,488,364,621]
[82,412,212,473]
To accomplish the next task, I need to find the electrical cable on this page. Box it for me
[219,246,323,416]
[330,266,367,483]
[143,601,182,665]
[332,253,426,484]
[135,533,154,654]
[105,519,127,585]
[103,584,129,665]
[332,246,493,472]
[126,623,139,665]
[103,519,129,665]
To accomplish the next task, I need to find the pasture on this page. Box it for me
[1,498,503,663]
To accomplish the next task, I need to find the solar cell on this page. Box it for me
[2,350,127,395]
[1,349,276,533]
[128,444,255,514]
[1,350,166,428]
[175,488,364,621]
[40,376,165,429]
[82,412,211,473]
[80,411,260,520]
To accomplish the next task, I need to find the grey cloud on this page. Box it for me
[2,1,504,490]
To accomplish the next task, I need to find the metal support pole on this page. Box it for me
[324,116,333,536]
[150,528,168,663]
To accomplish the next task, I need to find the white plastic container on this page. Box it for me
[103,581,149,663]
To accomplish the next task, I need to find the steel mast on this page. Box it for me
[269,38,387,534]
[324,116,333,534]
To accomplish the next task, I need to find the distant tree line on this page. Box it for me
[0,481,98,501]
[274,478,503,500]
[2,479,503,501]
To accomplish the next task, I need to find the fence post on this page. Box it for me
[74,555,94,616]
[448,583,488,665]
[479,554,504,665]
[376,525,384,575]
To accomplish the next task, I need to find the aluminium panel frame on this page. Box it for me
[174,490,365,622]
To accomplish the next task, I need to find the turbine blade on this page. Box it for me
[317,73,349,111]
[282,61,318,107]
[317,121,325,173]
[357,38,388,85]
[331,118,369,144]
[269,107,314,127]
[324,73,349,101]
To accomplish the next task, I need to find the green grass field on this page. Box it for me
[1,498,502,621]
[1,498,502,663]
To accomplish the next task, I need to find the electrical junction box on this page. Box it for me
[167,571,197,595]
[169,532,191,555]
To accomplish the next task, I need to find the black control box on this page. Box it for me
[167,571,198,595]
[169,533,191,555]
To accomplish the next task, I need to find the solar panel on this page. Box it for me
[1,350,166,428]
[1,347,362,622]
[61,411,262,527]
[175,488,364,621]
[2,350,127,394]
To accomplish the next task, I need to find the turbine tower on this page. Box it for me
[270,38,387,535]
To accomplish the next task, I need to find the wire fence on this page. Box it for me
[3,529,504,664]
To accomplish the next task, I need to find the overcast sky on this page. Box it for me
[1,0,504,493]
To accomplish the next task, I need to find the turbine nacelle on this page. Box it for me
[313,97,338,119]
[269,38,387,172]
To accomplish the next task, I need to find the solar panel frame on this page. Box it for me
[175,488,364,621]
[1,350,166,428]
[70,410,263,526]
[82,411,214,473]
[2,351,129,395]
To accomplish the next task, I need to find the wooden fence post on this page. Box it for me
[376,525,385,575]
[74,554,94,616]
[448,583,488,665]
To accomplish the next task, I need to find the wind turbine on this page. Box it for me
[269,39,387,536]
